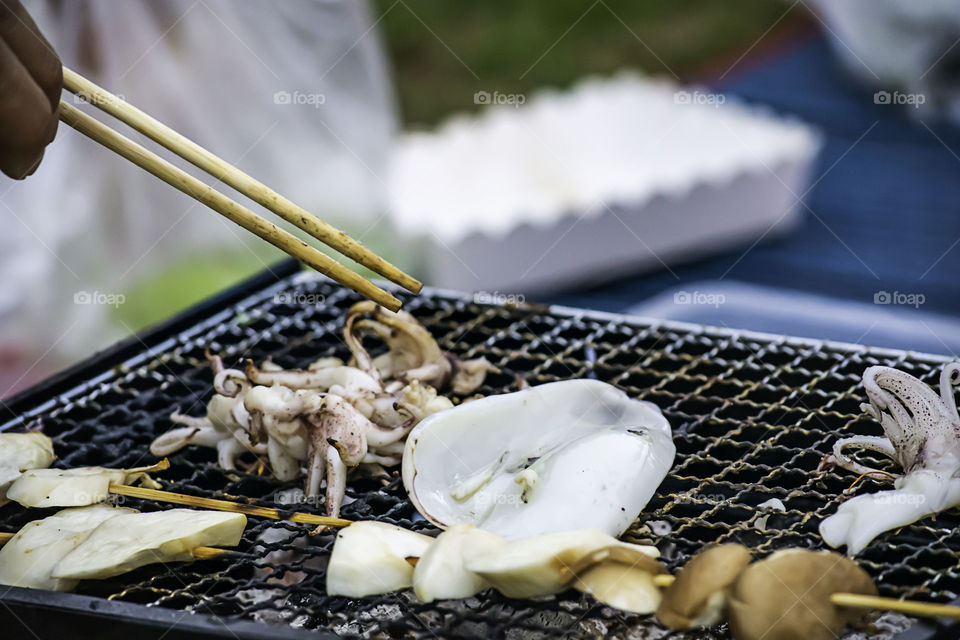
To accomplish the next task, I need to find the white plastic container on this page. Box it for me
[387,72,821,294]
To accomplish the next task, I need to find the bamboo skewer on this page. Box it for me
[651,574,960,620]
[61,67,422,297]
[59,101,402,312]
[3,515,958,620]
[828,593,960,621]
[651,574,675,588]
[107,483,352,528]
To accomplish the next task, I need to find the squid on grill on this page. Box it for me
[819,362,960,555]
[150,301,497,518]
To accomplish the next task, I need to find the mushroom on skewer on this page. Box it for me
[561,545,668,614]
[0,505,133,591]
[727,549,877,640]
[465,528,659,599]
[52,509,246,581]
[656,543,752,629]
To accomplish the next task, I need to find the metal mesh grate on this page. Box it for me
[0,271,954,639]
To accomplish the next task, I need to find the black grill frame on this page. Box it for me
[1,259,958,640]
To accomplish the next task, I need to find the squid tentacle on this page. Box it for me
[940,362,960,418]
[214,368,248,397]
[826,436,900,481]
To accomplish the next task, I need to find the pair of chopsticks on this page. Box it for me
[58,67,420,312]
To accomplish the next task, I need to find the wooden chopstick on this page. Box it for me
[61,67,421,297]
[58,100,403,312]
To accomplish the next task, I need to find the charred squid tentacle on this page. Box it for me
[153,307,462,519]
[245,362,381,393]
[361,452,402,466]
[150,424,224,456]
[940,362,960,417]
[305,433,326,499]
[205,349,225,375]
[366,423,414,448]
[217,438,245,470]
[827,436,900,480]
[267,436,301,482]
[169,411,212,430]
[821,362,960,555]
[325,446,348,518]
[214,368,248,397]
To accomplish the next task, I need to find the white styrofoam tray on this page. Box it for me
[387,72,822,294]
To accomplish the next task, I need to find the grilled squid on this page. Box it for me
[149,301,493,518]
[345,301,498,391]
[819,362,960,555]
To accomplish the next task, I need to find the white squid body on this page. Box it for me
[402,379,675,540]
[820,363,960,555]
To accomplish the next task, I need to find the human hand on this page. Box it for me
[0,0,61,179]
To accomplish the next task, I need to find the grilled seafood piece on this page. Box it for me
[150,302,493,518]
[819,362,960,554]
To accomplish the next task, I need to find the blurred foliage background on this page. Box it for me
[122,1,811,333]
[375,0,809,126]
[6,0,817,393]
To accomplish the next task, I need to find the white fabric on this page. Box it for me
[0,0,395,358]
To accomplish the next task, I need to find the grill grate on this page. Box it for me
[0,269,955,639]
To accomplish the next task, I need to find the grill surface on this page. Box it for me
[0,266,956,639]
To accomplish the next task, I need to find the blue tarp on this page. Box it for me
[548,35,960,333]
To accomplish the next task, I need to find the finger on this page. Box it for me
[0,141,43,178]
[0,38,55,178]
[0,0,61,110]
[43,99,58,144]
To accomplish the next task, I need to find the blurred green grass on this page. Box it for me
[375,0,805,126]
[117,0,805,333]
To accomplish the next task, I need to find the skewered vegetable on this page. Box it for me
[325,521,433,597]
[6,460,166,508]
[51,509,246,580]
[656,543,752,629]
[561,545,667,614]
[0,432,55,504]
[465,528,659,599]
[413,524,506,602]
[727,549,877,640]
[0,505,133,591]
